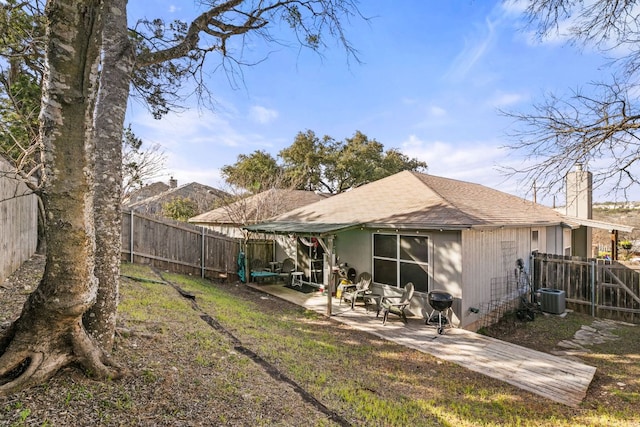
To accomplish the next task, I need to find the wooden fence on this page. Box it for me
[532,253,640,324]
[120,211,274,281]
[0,158,38,285]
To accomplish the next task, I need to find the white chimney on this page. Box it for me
[566,163,592,219]
[566,163,593,257]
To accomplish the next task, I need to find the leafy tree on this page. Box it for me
[221,150,283,194]
[162,197,199,221]
[0,0,361,396]
[279,129,330,191]
[0,0,45,181]
[279,129,427,194]
[503,0,640,201]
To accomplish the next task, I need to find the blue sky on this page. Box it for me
[126,1,621,204]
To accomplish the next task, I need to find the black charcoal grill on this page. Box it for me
[426,291,453,334]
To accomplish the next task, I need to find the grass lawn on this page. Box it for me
[1,261,639,426]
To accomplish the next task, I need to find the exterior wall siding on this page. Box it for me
[460,228,533,329]
[460,225,568,330]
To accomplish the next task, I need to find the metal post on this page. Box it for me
[326,235,334,317]
[201,227,205,278]
[129,210,134,263]
[529,253,535,291]
[591,260,596,317]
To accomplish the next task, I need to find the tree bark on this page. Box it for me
[84,0,133,351]
[0,0,123,396]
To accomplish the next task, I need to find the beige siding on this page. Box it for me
[0,158,38,284]
[460,228,533,329]
[335,229,371,274]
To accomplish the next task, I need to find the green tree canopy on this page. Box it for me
[226,130,428,194]
[221,150,283,194]
[0,0,45,179]
[162,197,199,222]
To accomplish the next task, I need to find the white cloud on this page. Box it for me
[429,106,447,117]
[398,135,527,196]
[131,109,247,148]
[250,105,279,124]
[500,0,528,15]
[447,18,497,80]
[490,91,527,108]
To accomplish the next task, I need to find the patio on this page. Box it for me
[247,281,597,408]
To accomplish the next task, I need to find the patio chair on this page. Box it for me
[277,257,296,285]
[379,282,414,325]
[341,272,372,309]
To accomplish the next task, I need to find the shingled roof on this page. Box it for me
[245,171,569,234]
[125,182,229,216]
[189,189,327,225]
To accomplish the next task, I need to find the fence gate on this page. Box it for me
[532,253,640,324]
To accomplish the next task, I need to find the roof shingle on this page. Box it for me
[259,171,566,230]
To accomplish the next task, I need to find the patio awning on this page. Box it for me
[563,217,635,233]
[243,221,362,236]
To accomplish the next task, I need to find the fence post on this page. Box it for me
[591,260,596,317]
[529,253,535,292]
[130,210,134,263]
[201,227,205,278]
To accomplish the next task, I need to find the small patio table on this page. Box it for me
[363,293,382,313]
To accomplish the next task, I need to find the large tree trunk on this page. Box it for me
[84,0,133,351]
[0,0,123,396]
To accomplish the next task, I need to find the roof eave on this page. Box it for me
[562,216,635,233]
[243,222,362,236]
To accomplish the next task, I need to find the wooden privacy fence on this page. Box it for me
[121,211,243,281]
[0,158,38,284]
[532,253,640,324]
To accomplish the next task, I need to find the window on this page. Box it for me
[531,230,539,251]
[373,233,429,292]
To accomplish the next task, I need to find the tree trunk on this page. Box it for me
[0,0,123,396]
[84,0,133,351]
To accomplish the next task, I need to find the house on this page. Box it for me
[189,189,328,263]
[124,179,229,218]
[124,180,170,205]
[245,170,631,331]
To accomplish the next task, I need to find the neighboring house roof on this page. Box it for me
[124,181,170,205]
[189,189,327,226]
[246,171,574,235]
[125,182,229,216]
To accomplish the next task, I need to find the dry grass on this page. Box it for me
[1,256,639,426]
